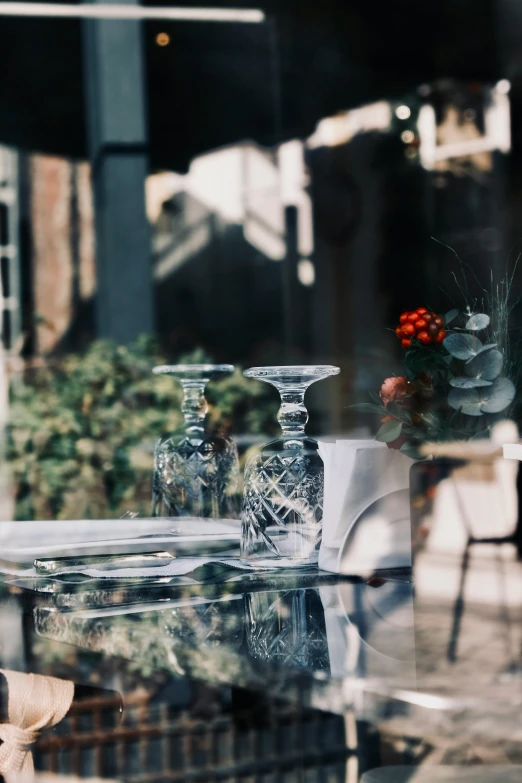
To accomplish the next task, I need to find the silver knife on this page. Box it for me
[34,550,174,575]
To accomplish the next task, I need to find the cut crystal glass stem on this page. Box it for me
[277,388,308,439]
[180,380,208,437]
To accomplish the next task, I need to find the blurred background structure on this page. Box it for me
[1,0,522,435]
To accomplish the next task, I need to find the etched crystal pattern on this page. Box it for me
[245,590,330,671]
[242,445,324,562]
[153,433,238,518]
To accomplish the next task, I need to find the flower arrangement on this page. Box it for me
[353,303,517,457]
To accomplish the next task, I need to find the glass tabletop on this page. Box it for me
[1,519,521,745]
[1,515,522,783]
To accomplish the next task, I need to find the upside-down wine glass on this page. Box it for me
[241,365,340,567]
[152,364,239,519]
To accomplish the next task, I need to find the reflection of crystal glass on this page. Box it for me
[245,589,330,671]
[152,364,239,518]
[164,598,245,654]
[241,365,340,566]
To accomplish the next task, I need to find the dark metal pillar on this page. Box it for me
[83,0,153,342]
[282,205,308,361]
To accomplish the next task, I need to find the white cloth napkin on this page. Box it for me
[318,440,412,574]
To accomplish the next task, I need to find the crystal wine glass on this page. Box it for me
[152,364,239,518]
[241,365,340,567]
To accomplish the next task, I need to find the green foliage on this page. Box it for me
[7,338,278,520]
[375,418,402,443]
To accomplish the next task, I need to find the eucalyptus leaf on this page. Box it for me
[448,376,515,415]
[375,419,403,443]
[479,377,516,414]
[443,333,482,360]
[449,376,492,389]
[466,313,490,331]
[471,343,498,358]
[448,387,483,416]
[465,349,503,381]
[445,308,459,325]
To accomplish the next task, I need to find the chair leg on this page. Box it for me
[447,539,471,662]
[343,710,358,783]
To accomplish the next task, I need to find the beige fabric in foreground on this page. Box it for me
[0,669,74,782]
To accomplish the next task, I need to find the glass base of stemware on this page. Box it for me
[240,555,318,569]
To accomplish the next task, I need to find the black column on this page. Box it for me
[83,0,154,342]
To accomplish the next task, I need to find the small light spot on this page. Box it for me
[395,105,411,120]
[497,79,511,95]
[298,259,315,287]
[401,130,415,144]
[156,32,170,47]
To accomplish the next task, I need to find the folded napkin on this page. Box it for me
[318,440,412,574]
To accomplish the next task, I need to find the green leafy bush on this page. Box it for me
[7,338,278,520]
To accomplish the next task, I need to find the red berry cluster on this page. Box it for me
[395,307,446,348]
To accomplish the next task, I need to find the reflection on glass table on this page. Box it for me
[31,571,416,705]
[410,448,522,670]
[245,589,330,672]
[27,553,522,755]
[3,487,522,772]
[152,364,239,519]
